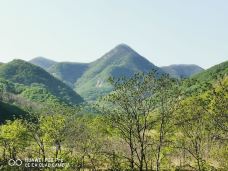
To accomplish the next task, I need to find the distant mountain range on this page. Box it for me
[48,62,89,88]
[28,44,205,100]
[29,57,57,70]
[161,64,204,79]
[0,44,227,123]
[1,44,227,102]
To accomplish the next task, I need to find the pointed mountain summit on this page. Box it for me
[29,56,57,70]
[101,43,140,60]
[0,59,83,104]
[75,44,164,101]
[92,43,160,74]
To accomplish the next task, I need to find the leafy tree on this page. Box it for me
[208,76,228,170]
[40,114,66,159]
[175,95,213,171]
[64,114,107,170]
[99,72,180,171]
[152,75,181,171]
[210,75,228,134]
[0,120,30,160]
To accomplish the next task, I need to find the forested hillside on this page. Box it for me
[0,60,227,170]
[192,60,228,82]
[0,59,83,105]
[75,44,164,101]
[29,44,205,101]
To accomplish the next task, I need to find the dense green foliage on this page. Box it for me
[0,59,227,170]
[161,64,204,78]
[192,60,228,82]
[0,60,84,124]
[0,71,227,170]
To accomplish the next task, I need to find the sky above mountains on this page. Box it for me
[0,0,227,68]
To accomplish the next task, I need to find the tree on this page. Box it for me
[24,103,79,161]
[0,119,30,160]
[99,72,181,171]
[99,72,157,170]
[152,75,181,171]
[208,76,228,169]
[40,114,66,159]
[175,95,213,171]
[210,75,228,134]
[25,111,47,162]
[64,114,107,170]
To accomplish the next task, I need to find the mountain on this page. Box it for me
[29,44,164,101]
[161,64,204,78]
[27,44,224,102]
[48,62,89,88]
[29,56,57,70]
[0,59,83,105]
[75,44,164,101]
[178,60,228,98]
[192,60,228,82]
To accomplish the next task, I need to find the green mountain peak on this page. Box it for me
[75,44,164,101]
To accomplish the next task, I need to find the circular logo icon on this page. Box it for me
[8,159,22,166]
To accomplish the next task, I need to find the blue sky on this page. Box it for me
[0,0,227,68]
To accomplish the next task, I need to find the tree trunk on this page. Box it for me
[12,147,16,160]
[156,119,164,171]
[41,143,45,162]
[129,129,135,171]
[55,140,61,159]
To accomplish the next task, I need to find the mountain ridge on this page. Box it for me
[48,62,89,88]
[29,56,57,70]
[28,44,207,101]
[74,44,165,100]
[0,59,84,104]
[161,64,204,78]
[192,60,228,82]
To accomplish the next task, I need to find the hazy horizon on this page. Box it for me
[4,44,227,70]
[0,0,227,69]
